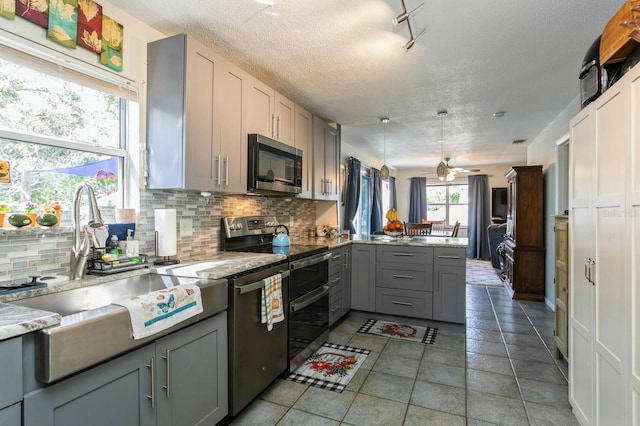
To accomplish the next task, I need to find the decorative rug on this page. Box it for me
[357,319,437,344]
[287,342,370,393]
[466,259,504,287]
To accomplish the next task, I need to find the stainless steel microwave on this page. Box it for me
[248,134,302,195]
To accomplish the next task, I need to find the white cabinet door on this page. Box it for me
[274,93,295,146]
[294,105,313,198]
[593,85,628,425]
[247,76,274,139]
[629,65,640,426]
[215,59,248,193]
[569,107,595,425]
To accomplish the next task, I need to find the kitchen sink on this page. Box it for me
[11,273,228,383]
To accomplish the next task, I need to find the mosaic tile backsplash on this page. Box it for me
[0,190,319,286]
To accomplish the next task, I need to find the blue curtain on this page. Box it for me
[467,174,491,259]
[370,168,383,233]
[389,176,397,209]
[409,177,426,222]
[344,157,361,234]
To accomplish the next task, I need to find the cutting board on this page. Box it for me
[600,0,640,65]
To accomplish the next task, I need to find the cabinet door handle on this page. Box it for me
[590,259,596,286]
[224,155,229,186]
[584,260,589,283]
[332,254,341,260]
[438,255,461,259]
[393,253,414,257]
[392,301,413,306]
[276,116,280,139]
[271,114,275,138]
[216,153,221,186]
[392,274,414,279]
[330,277,341,286]
[330,305,341,312]
[146,357,155,409]
[162,350,171,398]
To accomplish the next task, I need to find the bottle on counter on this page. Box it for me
[109,235,122,255]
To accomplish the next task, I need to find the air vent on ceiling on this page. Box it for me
[512,139,527,144]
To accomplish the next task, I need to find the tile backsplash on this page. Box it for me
[0,190,319,285]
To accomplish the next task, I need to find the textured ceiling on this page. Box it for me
[108,0,624,170]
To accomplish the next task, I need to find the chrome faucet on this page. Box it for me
[70,182,104,280]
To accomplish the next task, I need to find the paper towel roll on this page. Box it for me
[154,209,177,257]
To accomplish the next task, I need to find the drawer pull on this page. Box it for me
[392,301,413,306]
[331,255,341,260]
[392,274,414,279]
[438,255,461,259]
[330,305,341,312]
[330,277,341,286]
[393,253,414,257]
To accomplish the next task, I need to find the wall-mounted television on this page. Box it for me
[492,187,508,219]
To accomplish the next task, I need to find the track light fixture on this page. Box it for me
[394,0,425,52]
[393,2,424,26]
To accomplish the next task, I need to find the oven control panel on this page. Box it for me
[223,216,281,238]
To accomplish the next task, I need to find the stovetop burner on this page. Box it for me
[222,216,328,261]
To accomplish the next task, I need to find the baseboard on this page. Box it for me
[545,297,555,312]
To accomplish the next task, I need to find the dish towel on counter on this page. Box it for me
[114,284,203,340]
[261,274,284,331]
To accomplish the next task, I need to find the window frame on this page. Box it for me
[426,181,469,226]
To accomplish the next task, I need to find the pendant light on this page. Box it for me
[436,110,448,181]
[380,117,390,180]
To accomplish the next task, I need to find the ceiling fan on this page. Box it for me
[421,157,480,181]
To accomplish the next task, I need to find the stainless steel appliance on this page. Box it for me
[226,262,290,416]
[223,216,331,373]
[248,134,303,195]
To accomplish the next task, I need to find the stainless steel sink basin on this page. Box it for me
[12,273,228,383]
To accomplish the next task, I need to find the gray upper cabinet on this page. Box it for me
[294,105,313,198]
[147,34,247,192]
[247,76,295,147]
[313,116,340,201]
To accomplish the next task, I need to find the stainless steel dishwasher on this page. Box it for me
[226,261,290,416]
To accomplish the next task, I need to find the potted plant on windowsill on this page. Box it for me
[44,203,63,226]
[0,203,9,228]
[24,201,38,227]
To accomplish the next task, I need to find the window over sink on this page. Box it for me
[0,42,137,224]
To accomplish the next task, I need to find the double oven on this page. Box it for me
[222,216,330,413]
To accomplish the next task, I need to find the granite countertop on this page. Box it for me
[152,252,287,279]
[0,304,61,341]
[293,235,469,249]
[0,252,286,341]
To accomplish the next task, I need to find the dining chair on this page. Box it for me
[450,221,461,237]
[404,222,432,236]
[421,219,446,234]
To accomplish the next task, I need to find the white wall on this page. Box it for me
[527,95,580,309]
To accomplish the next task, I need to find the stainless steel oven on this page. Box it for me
[248,133,302,195]
[223,215,331,375]
[288,253,330,372]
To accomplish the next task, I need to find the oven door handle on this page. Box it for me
[289,252,331,270]
[237,270,290,295]
[290,285,330,312]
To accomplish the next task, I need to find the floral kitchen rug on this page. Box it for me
[357,319,437,344]
[287,342,370,393]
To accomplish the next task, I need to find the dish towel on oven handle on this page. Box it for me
[114,284,203,340]
[261,274,284,331]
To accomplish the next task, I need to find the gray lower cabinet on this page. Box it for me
[0,403,21,426]
[23,313,228,426]
[433,248,466,324]
[375,245,434,319]
[350,244,376,311]
[0,337,22,426]
[328,247,352,325]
